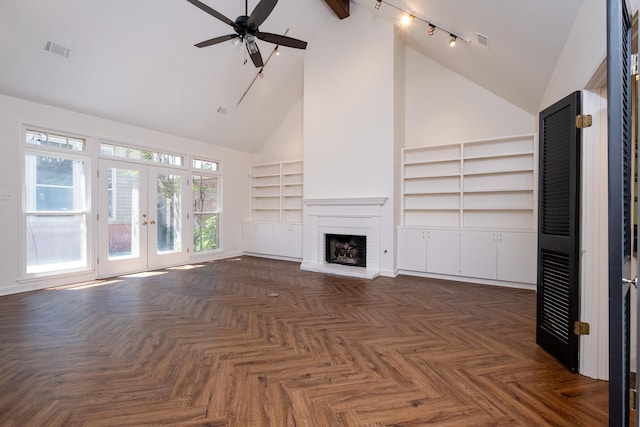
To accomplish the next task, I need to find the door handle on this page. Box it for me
[150,220,156,225]
[142,221,147,226]
[622,277,638,289]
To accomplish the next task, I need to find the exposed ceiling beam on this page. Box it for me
[324,0,349,19]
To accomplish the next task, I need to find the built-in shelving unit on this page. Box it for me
[398,134,537,286]
[402,134,535,229]
[250,160,303,222]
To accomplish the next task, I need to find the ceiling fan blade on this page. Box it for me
[248,0,278,29]
[185,0,237,29]
[247,43,264,67]
[195,34,239,48]
[257,32,307,49]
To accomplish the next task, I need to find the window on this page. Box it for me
[22,129,90,277]
[100,142,184,166]
[192,158,220,253]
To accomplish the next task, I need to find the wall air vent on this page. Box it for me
[475,33,490,50]
[44,41,71,58]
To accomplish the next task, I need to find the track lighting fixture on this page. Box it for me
[373,0,468,47]
[400,13,414,27]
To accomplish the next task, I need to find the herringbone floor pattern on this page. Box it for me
[0,257,607,426]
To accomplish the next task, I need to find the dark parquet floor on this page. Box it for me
[0,256,608,426]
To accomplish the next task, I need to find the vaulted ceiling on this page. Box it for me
[0,0,583,153]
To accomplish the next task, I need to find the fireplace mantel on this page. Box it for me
[301,197,387,279]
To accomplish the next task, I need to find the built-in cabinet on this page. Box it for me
[243,222,302,259]
[459,230,536,284]
[398,134,537,286]
[245,160,303,260]
[396,228,460,275]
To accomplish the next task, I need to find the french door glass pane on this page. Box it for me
[156,173,182,254]
[107,168,140,259]
[26,214,87,274]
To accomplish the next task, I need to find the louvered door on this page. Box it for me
[607,0,633,424]
[536,91,581,372]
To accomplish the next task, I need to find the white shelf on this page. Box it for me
[250,160,303,222]
[401,133,536,230]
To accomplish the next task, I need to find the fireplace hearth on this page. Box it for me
[325,234,366,268]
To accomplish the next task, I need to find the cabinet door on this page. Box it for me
[272,223,302,258]
[243,222,273,255]
[426,230,460,275]
[286,223,303,259]
[397,228,427,272]
[496,232,537,283]
[460,230,497,279]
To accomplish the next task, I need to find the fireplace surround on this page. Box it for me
[301,197,387,279]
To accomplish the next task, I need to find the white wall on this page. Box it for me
[405,47,535,147]
[0,93,254,295]
[303,3,398,275]
[540,0,607,111]
[256,97,303,163]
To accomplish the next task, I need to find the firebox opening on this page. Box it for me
[325,234,366,268]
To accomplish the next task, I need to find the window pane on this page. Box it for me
[26,155,86,212]
[100,143,115,156]
[156,174,182,253]
[25,130,85,151]
[36,156,73,186]
[193,158,218,171]
[26,214,87,273]
[192,175,218,212]
[193,213,218,252]
[107,168,140,259]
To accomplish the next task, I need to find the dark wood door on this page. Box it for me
[607,0,633,425]
[536,92,581,372]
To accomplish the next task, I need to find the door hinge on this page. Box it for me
[573,321,590,335]
[631,388,637,411]
[97,257,99,265]
[632,53,639,77]
[622,277,638,289]
[97,213,99,221]
[576,115,592,129]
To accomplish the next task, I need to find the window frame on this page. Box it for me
[20,127,93,281]
[191,157,222,256]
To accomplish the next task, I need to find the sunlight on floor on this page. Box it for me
[168,264,205,270]
[49,279,123,291]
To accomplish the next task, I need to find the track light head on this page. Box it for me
[428,24,435,36]
[401,13,414,27]
[449,34,457,47]
[375,0,381,10]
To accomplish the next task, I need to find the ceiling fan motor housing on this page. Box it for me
[235,15,258,36]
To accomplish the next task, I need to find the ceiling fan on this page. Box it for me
[186,0,308,68]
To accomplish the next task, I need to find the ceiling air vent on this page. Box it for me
[475,33,490,50]
[44,41,71,58]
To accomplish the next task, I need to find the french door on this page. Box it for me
[97,159,188,278]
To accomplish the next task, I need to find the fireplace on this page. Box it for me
[301,197,387,279]
[325,234,366,267]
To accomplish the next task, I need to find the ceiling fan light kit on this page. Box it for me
[186,0,308,68]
